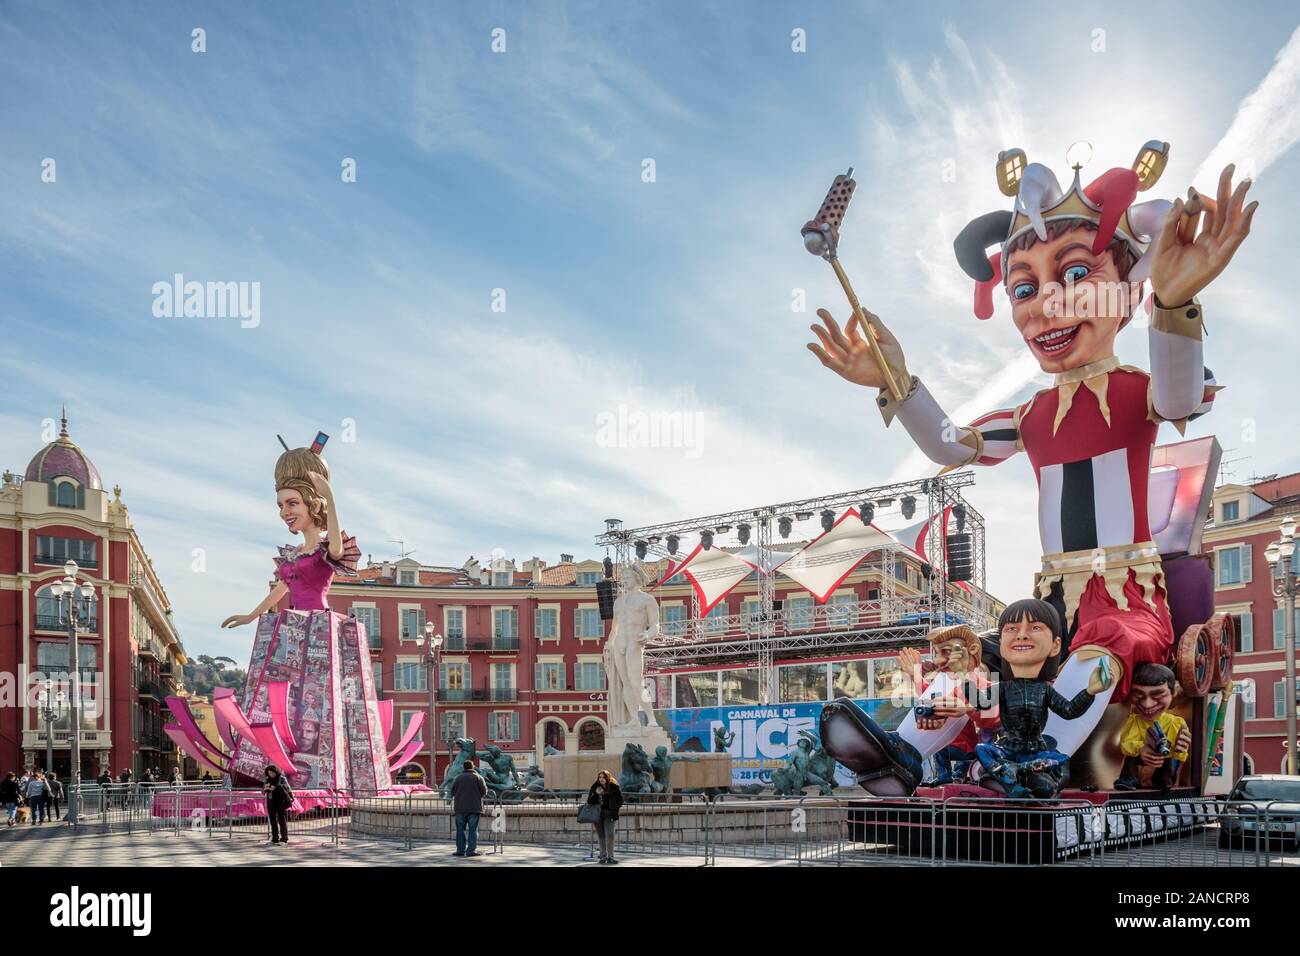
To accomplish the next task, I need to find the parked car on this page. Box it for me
[1218,775,1300,850]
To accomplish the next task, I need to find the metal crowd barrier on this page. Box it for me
[59,784,1299,867]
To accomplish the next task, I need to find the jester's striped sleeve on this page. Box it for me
[876,376,1021,469]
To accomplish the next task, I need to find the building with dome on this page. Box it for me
[0,413,188,780]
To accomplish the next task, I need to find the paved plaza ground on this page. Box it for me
[2,819,1297,867]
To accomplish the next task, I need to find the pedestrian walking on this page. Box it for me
[262,766,293,845]
[1,772,20,827]
[46,773,63,821]
[449,758,488,857]
[586,770,624,864]
[26,772,49,824]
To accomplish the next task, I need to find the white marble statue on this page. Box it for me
[604,562,659,730]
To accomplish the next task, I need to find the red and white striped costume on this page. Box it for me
[878,298,1216,755]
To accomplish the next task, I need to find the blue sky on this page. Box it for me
[2,1,1298,660]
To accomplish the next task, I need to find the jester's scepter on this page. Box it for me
[801,168,906,403]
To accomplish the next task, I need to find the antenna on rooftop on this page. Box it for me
[387,539,417,562]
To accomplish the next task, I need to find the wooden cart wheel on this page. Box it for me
[1173,623,1213,698]
[1207,613,1235,692]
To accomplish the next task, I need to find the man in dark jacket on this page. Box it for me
[263,766,294,846]
[1,772,20,827]
[46,772,63,821]
[449,758,488,857]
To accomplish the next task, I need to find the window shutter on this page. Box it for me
[511,712,519,740]
[1276,608,1286,650]
[1242,545,1252,583]
[1276,681,1286,718]
[1239,613,1253,653]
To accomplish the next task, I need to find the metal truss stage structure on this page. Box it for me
[594,472,995,696]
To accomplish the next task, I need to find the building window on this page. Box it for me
[535,607,558,639]
[35,535,97,568]
[393,660,427,692]
[493,608,518,643]
[1273,607,1300,650]
[444,608,465,648]
[1274,677,1300,719]
[492,571,512,587]
[352,606,381,647]
[50,480,83,509]
[1238,678,1255,721]
[576,571,600,586]
[786,595,814,632]
[780,663,828,703]
[440,662,469,690]
[1216,545,1251,587]
[372,662,383,699]
[831,660,871,699]
[1220,500,1240,523]
[660,604,686,636]
[740,598,762,632]
[721,668,763,705]
[35,585,95,631]
[536,661,564,691]
[400,607,425,640]
[828,592,857,628]
[574,660,606,692]
[439,711,466,744]
[490,710,519,742]
[674,670,718,707]
[398,569,417,586]
[1231,612,1253,653]
[574,607,603,639]
[704,602,729,635]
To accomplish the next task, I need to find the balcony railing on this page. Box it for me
[436,687,518,703]
[35,554,98,570]
[444,635,466,651]
[35,614,98,632]
[138,680,163,700]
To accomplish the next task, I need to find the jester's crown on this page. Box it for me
[954,140,1174,319]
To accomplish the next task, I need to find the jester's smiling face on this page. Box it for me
[1003,223,1143,374]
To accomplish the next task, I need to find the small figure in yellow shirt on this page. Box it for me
[1114,663,1191,791]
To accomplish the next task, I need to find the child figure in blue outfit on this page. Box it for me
[973,599,1112,798]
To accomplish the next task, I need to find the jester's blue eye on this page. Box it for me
[1063,265,1090,283]
[1012,282,1036,300]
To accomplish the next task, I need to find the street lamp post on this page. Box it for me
[1265,515,1298,776]
[36,680,66,775]
[417,623,444,786]
[57,560,97,825]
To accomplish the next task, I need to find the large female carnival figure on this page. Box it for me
[165,435,424,791]
[807,144,1257,795]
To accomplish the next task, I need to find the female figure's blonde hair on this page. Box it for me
[274,448,330,531]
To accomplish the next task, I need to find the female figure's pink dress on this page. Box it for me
[225,535,393,790]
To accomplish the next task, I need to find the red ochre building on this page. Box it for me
[331,542,1002,783]
[1206,472,1300,774]
[328,552,615,783]
[0,417,187,779]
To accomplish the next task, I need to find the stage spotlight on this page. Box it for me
[953,503,967,532]
[701,529,714,550]
[715,525,731,534]
[666,535,679,555]
[920,562,932,580]
[901,495,916,520]
[795,511,813,522]
[820,509,835,533]
[603,556,614,578]
[647,535,661,545]
[876,497,894,508]
[737,523,751,545]
[634,540,648,560]
[778,516,792,538]
[859,501,874,524]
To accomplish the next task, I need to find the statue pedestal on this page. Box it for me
[542,751,733,792]
[606,719,672,756]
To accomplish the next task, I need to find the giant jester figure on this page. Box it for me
[807,143,1257,795]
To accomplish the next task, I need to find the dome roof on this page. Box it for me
[24,413,103,491]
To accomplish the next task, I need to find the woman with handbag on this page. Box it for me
[584,770,623,864]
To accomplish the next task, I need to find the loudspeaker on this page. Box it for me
[772,600,784,612]
[596,579,617,620]
[946,533,973,583]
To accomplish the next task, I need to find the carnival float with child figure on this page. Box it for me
[803,138,1255,801]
